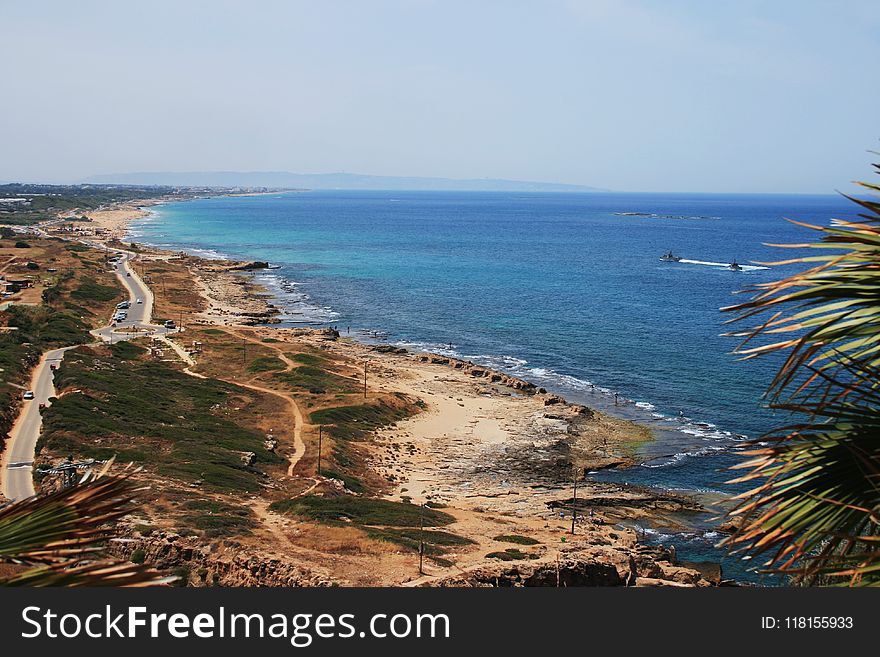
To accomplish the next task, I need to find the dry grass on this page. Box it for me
[288,523,390,555]
[140,256,206,325]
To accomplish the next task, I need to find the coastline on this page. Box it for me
[115,198,723,520]
[34,198,731,586]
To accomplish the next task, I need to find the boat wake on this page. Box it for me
[678,259,769,271]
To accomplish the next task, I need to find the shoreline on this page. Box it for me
[122,198,746,470]
[114,200,725,518]
[36,198,734,586]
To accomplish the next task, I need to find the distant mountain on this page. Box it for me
[83,171,605,193]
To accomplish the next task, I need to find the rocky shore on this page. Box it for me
[34,199,724,587]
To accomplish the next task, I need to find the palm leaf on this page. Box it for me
[0,469,170,587]
[721,164,880,585]
[0,470,144,562]
[0,560,174,587]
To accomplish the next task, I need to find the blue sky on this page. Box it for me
[1,0,878,192]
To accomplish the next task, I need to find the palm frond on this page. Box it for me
[722,162,880,585]
[0,470,145,562]
[0,560,174,587]
[0,468,169,587]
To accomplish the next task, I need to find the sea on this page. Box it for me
[129,190,857,584]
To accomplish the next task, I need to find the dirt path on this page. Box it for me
[155,335,207,378]
[229,377,306,476]
[160,327,307,476]
[218,328,307,475]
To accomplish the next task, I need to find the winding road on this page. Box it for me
[1,249,172,501]
[2,244,310,502]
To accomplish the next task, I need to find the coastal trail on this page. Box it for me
[162,326,307,477]
[218,327,306,476]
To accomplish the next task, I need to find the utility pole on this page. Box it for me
[418,503,425,576]
[242,337,247,369]
[179,310,183,331]
[363,360,368,399]
[317,425,323,476]
[571,467,578,535]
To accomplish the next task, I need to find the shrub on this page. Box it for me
[493,534,540,546]
[269,495,455,527]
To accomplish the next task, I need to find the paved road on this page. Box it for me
[1,248,174,501]
[1,348,71,500]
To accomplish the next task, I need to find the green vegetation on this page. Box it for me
[41,346,285,493]
[247,355,286,373]
[318,468,365,493]
[4,305,90,346]
[179,500,256,538]
[269,495,454,527]
[291,352,324,365]
[0,305,92,442]
[270,494,468,561]
[70,277,120,303]
[109,340,147,360]
[273,365,357,394]
[309,401,410,441]
[365,527,474,556]
[0,183,201,226]
[130,549,146,564]
[722,163,880,585]
[486,548,535,561]
[494,534,540,546]
[307,400,414,494]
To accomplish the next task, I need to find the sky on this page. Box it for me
[1,0,878,193]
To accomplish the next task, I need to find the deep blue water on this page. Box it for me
[130,190,857,583]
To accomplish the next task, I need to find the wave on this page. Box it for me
[252,271,340,324]
[382,339,749,466]
[638,527,722,543]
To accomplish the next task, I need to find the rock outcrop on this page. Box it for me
[228,261,270,271]
[416,353,538,393]
[108,530,336,587]
[424,544,712,588]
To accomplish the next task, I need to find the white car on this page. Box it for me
[136,298,143,304]
[23,391,35,400]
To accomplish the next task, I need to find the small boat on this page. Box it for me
[659,251,682,262]
[729,260,742,271]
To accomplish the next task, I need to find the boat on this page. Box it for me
[659,251,682,262]
[729,260,742,271]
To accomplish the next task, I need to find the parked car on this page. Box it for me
[116,301,130,309]
[22,391,34,400]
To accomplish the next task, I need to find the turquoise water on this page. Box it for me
[131,190,856,582]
